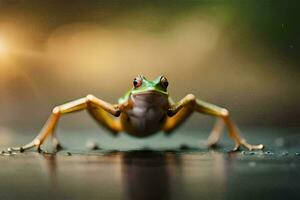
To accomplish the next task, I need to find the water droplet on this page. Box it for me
[249,161,256,167]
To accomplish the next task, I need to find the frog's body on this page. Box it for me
[121,90,169,137]
[118,76,169,137]
[9,75,264,153]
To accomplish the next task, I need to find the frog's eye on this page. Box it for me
[160,76,168,88]
[133,77,142,88]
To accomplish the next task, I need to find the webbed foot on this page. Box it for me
[231,139,264,152]
[5,139,42,154]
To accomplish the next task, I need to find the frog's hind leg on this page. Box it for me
[206,118,225,147]
[8,95,121,153]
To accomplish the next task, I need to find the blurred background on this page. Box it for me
[0,0,299,135]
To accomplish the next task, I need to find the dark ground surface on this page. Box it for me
[0,129,299,200]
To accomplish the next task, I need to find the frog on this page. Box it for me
[8,75,264,153]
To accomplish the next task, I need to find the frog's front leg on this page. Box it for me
[164,96,225,147]
[8,95,122,153]
[164,94,264,151]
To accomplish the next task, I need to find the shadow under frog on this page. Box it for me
[120,150,173,200]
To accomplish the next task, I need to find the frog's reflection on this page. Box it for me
[41,149,230,200]
[119,150,231,200]
[120,150,174,200]
[41,153,59,188]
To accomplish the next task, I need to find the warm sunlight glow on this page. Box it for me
[0,37,9,57]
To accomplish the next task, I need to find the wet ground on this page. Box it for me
[0,129,299,200]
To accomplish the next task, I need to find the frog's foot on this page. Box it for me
[7,139,42,153]
[232,139,264,152]
[206,118,224,148]
[52,137,64,151]
[207,135,221,148]
[207,142,221,149]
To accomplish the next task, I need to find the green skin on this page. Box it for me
[118,75,168,104]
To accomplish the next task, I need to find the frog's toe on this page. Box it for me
[8,146,24,152]
[244,142,263,151]
[37,146,48,154]
[52,140,64,151]
[1,146,25,155]
[54,143,64,151]
[235,141,264,151]
[229,144,241,152]
[248,144,264,150]
[7,141,40,153]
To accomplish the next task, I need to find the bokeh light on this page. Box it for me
[0,37,8,57]
[0,1,299,131]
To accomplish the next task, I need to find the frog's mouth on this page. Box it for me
[131,89,168,103]
[131,88,168,96]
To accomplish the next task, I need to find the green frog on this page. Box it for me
[9,75,263,152]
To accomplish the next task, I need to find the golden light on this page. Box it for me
[0,36,15,72]
[0,37,9,57]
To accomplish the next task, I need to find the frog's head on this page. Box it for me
[131,75,169,96]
